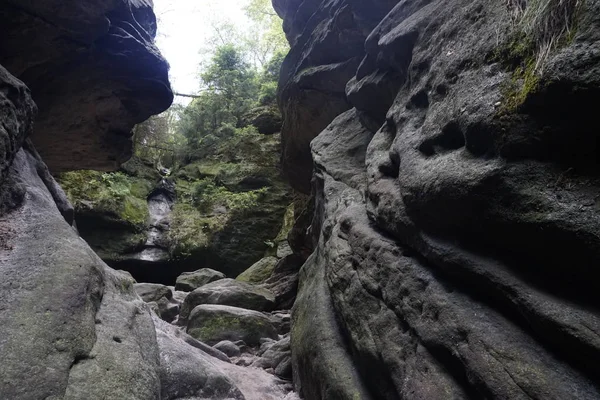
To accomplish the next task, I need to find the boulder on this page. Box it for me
[213,340,242,357]
[236,256,278,284]
[179,279,276,324]
[134,283,172,303]
[175,268,226,292]
[154,317,245,400]
[155,316,297,399]
[187,304,278,346]
[148,297,180,323]
[269,311,292,335]
[276,241,293,259]
[134,283,179,322]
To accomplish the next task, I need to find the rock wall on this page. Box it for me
[276,0,600,398]
[0,1,278,399]
[0,0,173,172]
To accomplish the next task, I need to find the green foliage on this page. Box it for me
[192,179,268,213]
[506,0,581,71]
[494,0,580,112]
[168,203,215,257]
[176,45,265,162]
[133,110,180,167]
[243,0,289,67]
[59,171,150,226]
[500,58,541,113]
[257,50,285,105]
[201,44,258,117]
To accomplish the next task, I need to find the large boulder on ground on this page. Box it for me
[134,283,179,322]
[236,256,279,284]
[187,304,278,346]
[179,279,276,324]
[155,315,296,400]
[175,268,226,292]
[148,297,180,323]
[154,317,245,400]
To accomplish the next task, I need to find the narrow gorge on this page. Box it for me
[1,0,600,399]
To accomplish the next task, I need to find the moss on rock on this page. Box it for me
[236,256,279,284]
[186,304,278,346]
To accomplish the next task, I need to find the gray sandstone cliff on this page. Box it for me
[0,1,258,399]
[276,0,600,398]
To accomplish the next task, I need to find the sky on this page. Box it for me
[153,0,249,103]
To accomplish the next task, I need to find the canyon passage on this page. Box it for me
[1,0,600,399]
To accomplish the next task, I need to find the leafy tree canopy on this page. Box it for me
[133,0,288,167]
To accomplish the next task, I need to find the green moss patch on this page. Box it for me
[58,170,150,228]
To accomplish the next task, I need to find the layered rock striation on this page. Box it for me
[0,0,173,172]
[276,0,600,398]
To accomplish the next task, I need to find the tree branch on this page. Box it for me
[174,92,203,98]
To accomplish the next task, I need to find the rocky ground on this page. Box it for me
[134,261,300,400]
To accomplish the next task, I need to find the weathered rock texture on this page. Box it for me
[277,0,600,398]
[0,0,173,172]
[0,1,274,399]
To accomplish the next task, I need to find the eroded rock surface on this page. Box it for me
[0,1,165,398]
[277,0,600,398]
[0,0,173,172]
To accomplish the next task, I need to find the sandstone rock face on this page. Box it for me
[0,146,161,399]
[275,0,400,192]
[0,0,173,172]
[277,0,600,398]
[134,282,173,303]
[0,66,36,184]
[0,1,174,398]
[242,105,283,135]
